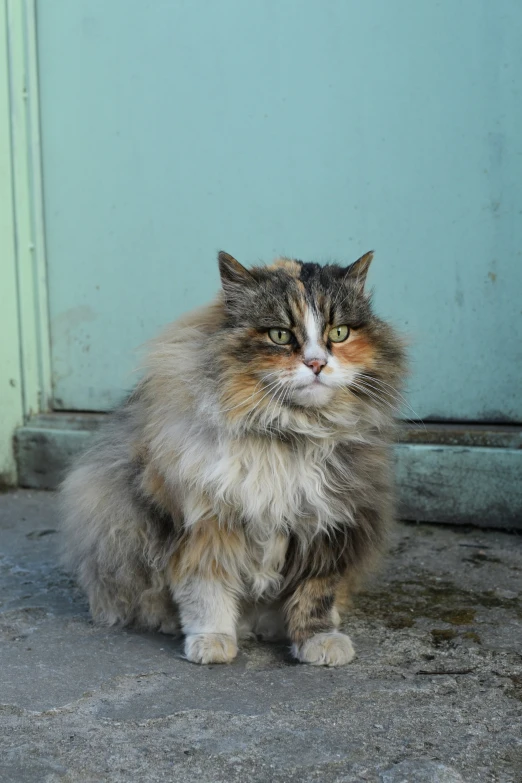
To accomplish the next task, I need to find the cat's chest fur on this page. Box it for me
[180,431,355,535]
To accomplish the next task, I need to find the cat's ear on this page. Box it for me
[218,251,252,286]
[218,251,254,306]
[343,251,374,292]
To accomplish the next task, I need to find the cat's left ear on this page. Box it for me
[343,250,374,293]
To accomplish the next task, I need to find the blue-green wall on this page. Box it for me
[37,0,522,420]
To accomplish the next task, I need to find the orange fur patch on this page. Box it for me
[138,460,181,519]
[268,258,301,277]
[247,353,302,410]
[267,259,306,294]
[334,571,360,617]
[220,329,301,422]
[170,518,246,584]
[221,370,262,419]
[331,330,376,368]
[132,443,168,506]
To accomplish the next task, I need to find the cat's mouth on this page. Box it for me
[291,377,335,407]
[295,375,326,389]
[294,379,321,391]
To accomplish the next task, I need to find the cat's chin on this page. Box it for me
[291,382,335,408]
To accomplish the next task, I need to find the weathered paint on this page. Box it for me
[36,0,522,420]
[0,0,52,484]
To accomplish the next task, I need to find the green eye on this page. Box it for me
[328,324,350,343]
[269,328,292,345]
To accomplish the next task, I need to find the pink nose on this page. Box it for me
[305,358,326,375]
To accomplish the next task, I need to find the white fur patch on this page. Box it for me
[292,632,355,666]
[249,533,288,599]
[291,305,333,407]
[303,307,327,365]
[184,633,237,664]
[173,577,238,637]
[172,430,356,537]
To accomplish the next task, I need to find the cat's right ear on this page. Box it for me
[218,251,254,305]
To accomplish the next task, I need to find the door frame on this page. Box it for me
[0,0,51,484]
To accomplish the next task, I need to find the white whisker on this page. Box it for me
[244,378,288,431]
[357,373,425,426]
[349,381,398,414]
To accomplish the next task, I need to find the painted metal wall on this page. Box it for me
[36,0,522,420]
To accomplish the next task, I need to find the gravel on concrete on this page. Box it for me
[0,490,521,783]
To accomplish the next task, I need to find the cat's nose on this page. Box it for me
[305,358,326,375]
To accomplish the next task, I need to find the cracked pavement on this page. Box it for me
[0,490,521,782]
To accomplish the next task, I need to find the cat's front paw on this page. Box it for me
[184,633,238,664]
[292,632,355,666]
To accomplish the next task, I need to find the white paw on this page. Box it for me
[184,633,238,664]
[292,632,355,667]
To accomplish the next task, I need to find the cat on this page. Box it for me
[60,250,406,666]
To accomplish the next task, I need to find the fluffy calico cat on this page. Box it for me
[61,251,406,666]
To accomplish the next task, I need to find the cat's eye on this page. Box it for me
[328,325,350,343]
[269,328,292,345]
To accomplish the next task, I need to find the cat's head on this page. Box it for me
[216,251,405,429]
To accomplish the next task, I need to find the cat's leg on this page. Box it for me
[284,576,355,666]
[169,520,245,664]
[174,578,239,664]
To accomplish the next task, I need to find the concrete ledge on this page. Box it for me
[395,443,522,528]
[15,414,104,490]
[14,415,522,528]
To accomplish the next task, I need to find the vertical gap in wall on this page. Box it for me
[24,0,52,413]
[5,0,27,421]
[6,0,52,421]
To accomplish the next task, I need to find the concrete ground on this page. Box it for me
[0,491,521,783]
